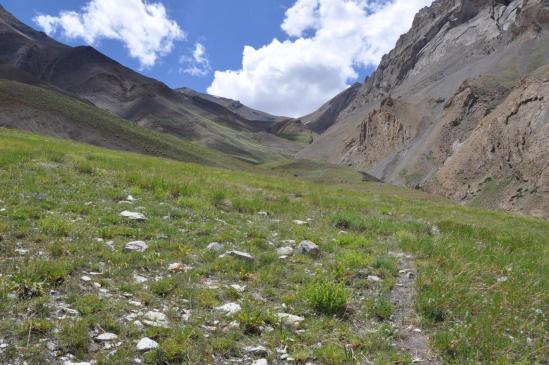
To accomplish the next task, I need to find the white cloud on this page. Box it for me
[208,0,433,117]
[33,0,184,68]
[180,42,211,77]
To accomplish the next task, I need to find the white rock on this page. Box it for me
[276,246,294,257]
[167,262,186,272]
[136,337,158,351]
[124,241,148,253]
[143,311,169,328]
[257,211,268,216]
[253,359,268,365]
[277,313,305,327]
[127,195,135,202]
[430,225,440,236]
[219,250,255,261]
[133,274,148,283]
[80,275,92,282]
[95,333,118,342]
[297,240,320,256]
[63,362,91,365]
[244,345,268,356]
[120,211,147,221]
[207,242,225,251]
[229,284,246,293]
[367,275,382,283]
[215,302,241,316]
[292,220,308,225]
[15,249,28,255]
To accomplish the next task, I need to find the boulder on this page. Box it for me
[124,241,148,253]
[297,240,320,256]
[136,337,158,351]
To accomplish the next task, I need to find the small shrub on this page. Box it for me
[305,279,349,316]
[368,298,394,320]
[237,302,273,335]
[149,278,177,297]
[58,319,90,358]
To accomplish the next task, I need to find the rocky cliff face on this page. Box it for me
[299,0,549,217]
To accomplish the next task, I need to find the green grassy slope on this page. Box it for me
[0,129,548,364]
[0,80,252,170]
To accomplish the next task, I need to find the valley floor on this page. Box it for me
[0,128,548,364]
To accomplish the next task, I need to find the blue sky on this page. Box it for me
[2,0,431,116]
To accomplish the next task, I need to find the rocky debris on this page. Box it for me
[367,275,382,283]
[126,195,135,202]
[219,250,255,261]
[244,345,268,356]
[430,225,441,236]
[167,262,188,272]
[297,240,320,256]
[292,220,308,225]
[63,361,91,365]
[229,284,246,293]
[120,210,147,221]
[207,242,225,251]
[14,247,28,255]
[80,275,92,282]
[276,246,294,257]
[94,333,118,342]
[276,313,305,328]
[215,303,242,316]
[252,359,268,365]
[124,241,148,253]
[143,311,170,328]
[257,211,269,216]
[136,337,158,351]
[133,274,148,283]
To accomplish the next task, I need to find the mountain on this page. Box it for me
[298,0,549,217]
[0,4,302,164]
[176,87,287,124]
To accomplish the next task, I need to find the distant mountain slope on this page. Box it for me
[0,79,251,169]
[0,5,302,164]
[298,0,549,217]
[176,87,287,124]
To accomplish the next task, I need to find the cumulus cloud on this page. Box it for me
[208,0,433,117]
[33,0,184,68]
[180,42,211,77]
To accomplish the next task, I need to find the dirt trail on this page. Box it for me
[390,252,440,364]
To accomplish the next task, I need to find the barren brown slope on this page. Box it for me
[298,0,549,216]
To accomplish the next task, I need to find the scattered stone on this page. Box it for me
[430,225,440,236]
[15,248,28,255]
[292,220,308,225]
[367,275,382,283]
[207,242,225,251]
[94,333,118,342]
[244,345,268,356]
[143,311,170,328]
[229,284,246,293]
[127,195,135,202]
[120,211,147,221]
[497,276,509,283]
[80,275,92,282]
[219,250,255,261]
[297,240,320,256]
[63,362,91,365]
[167,262,187,272]
[124,241,148,253]
[276,246,294,257]
[257,211,269,216]
[215,302,241,316]
[253,359,268,365]
[277,313,305,328]
[133,274,148,283]
[136,337,158,351]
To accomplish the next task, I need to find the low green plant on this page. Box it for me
[305,279,349,316]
